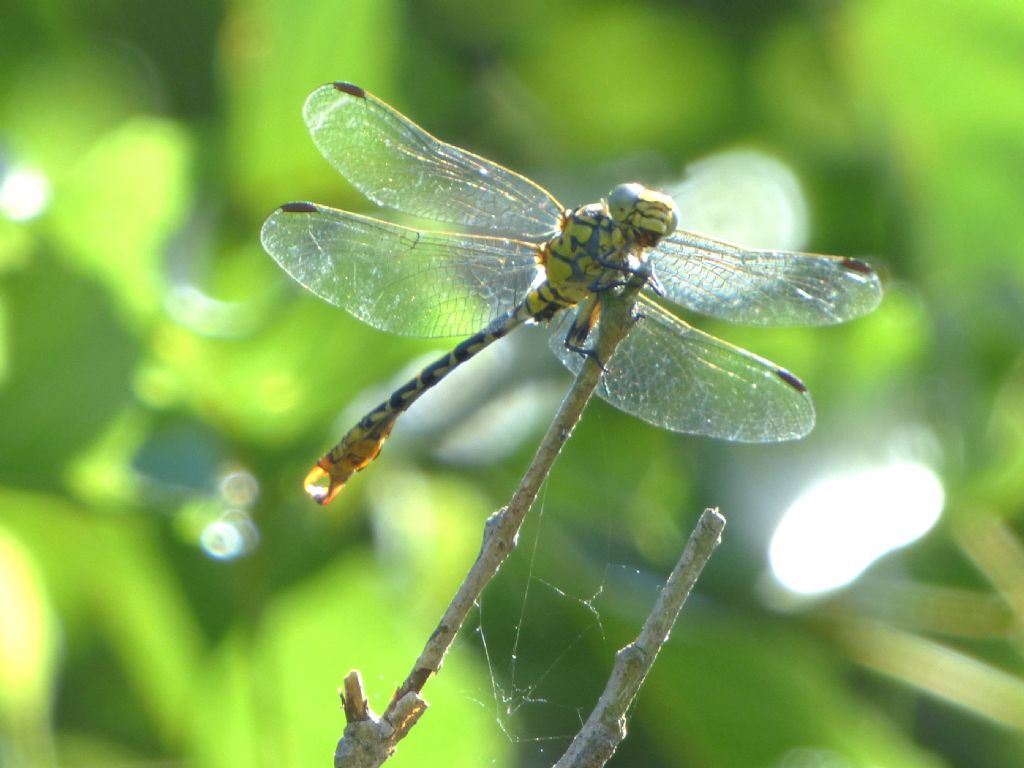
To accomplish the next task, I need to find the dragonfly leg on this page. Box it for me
[564,341,607,371]
[589,244,631,273]
[588,247,662,295]
[645,269,667,298]
[589,277,630,293]
[561,297,608,370]
[588,249,635,293]
[596,256,659,298]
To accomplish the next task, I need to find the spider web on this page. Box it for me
[454,466,660,765]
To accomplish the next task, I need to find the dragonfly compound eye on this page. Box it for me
[608,183,643,223]
[608,183,679,245]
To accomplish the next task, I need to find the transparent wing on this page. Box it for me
[549,296,814,442]
[262,202,540,338]
[652,229,882,326]
[302,82,564,237]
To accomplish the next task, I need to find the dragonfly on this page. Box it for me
[261,82,882,505]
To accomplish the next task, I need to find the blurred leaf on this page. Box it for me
[0,294,7,385]
[0,217,36,274]
[0,255,137,490]
[0,488,205,746]
[186,553,506,768]
[837,615,1024,732]
[516,6,735,158]
[141,287,424,445]
[641,617,945,768]
[0,48,157,179]
[65,408,149,507]
[46,117,193,326]
[980,356,1024,506]
[0,524,58,763]
[362,471,499,612]
[225,0,400,212]
[846,0,1024,288]
[754,18,863,153]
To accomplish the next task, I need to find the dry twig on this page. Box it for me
[553,507,726,768]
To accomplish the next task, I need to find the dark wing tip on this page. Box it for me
[332,82,366,98]
[840,257,876,275]
[776,368,808,393]
[280,201,319,214]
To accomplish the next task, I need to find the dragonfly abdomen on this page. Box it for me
[367,308,529,425]
[304,297,549,504]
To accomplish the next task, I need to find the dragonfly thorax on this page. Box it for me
[540,202,634,308]
[607,183,679,247]
[539,185,677,308]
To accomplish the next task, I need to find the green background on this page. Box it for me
[2,0,1024,766]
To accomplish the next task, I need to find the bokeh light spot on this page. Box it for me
[0,167,51,221]
[219,469,259,507]
[200,513,259,561]
[769,461,945,595]
[667,149,809,250]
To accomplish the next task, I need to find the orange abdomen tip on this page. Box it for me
[304,463,348,505]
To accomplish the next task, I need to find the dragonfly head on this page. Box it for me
[608,183,679,247]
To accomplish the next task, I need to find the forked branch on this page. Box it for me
[333,264,723,767]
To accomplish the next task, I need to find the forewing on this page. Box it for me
[302,83,564,237]
[549,297,814,442]
[261,202,540,338]
[653,230,882,326]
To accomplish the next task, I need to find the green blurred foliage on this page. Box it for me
[1,0,1024,767]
